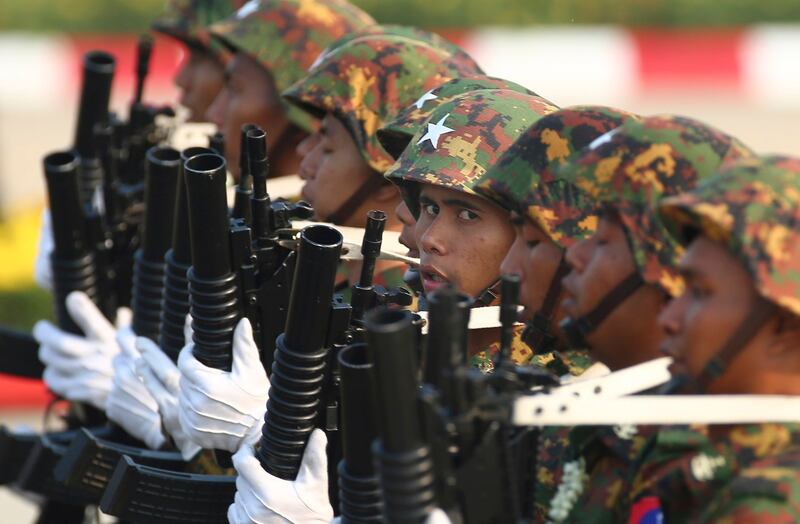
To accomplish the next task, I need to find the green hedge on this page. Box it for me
[1,0,799,32]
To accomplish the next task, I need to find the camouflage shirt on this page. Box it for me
[625,423,800,523]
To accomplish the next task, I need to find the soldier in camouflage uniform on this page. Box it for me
[376,74,552,294]
[282,28,482,292]
[205,0,375,178]
[538,115,754,524]
[621,155,800,523]
[384,88,556,360]
[472,105,633,375]
[152,0,243,121]
[469,105,636,520]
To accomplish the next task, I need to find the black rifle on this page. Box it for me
[366,307,437,524]
[337,342,382,522]
[51,146,186,503]
[369,278,559,523]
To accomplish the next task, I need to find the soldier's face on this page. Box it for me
[415,185,514,299]
[395,200,418,257]
[205,53,287,179]
[500,215,565,327]
[658,236,773,393]
[174,48,225,123]
[562,213,665,369]
[297,114,375,224]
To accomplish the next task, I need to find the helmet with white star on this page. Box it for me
[282,27,482,173]
[384,89,557,218]
[377,74,553,160]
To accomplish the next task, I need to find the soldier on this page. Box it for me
[152,0,243,121]
[280,28,481,291]
[471,105,632,375]
[176,26,483,483]
[383,88,557,358]
[205,0,375,178]
[469,105,637,520]
[624,155,800,522]
[533,115,754,523]
[376,73,548,296]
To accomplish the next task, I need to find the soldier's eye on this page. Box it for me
[423,203,439,216]
[526,240,540,249]
[458,209,478,221]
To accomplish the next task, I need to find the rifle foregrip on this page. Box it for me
[132,147,180,342]
[366,308,436,524]
[44,151,99,334]
[257,225,342,480]
[184,153,239,371]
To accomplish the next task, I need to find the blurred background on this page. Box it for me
[0,0,798,409]
[0,0,797,517]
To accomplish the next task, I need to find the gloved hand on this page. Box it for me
[33,208,53,292]
[33,291,122,410]
[105,326,166,450]
[227,429,333,524]
[136,336,202,460]
[178,318,268,452]
[426,509,453,524]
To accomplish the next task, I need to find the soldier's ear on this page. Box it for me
[763,309,800,362]
[374,181,401,203]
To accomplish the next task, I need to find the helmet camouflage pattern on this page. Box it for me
[308,24,482,75]
[660,155,800,316]
[152,0,243,60]
[282,28,483,173]
[383,89,557,217]
[474,105,638,248]
[558,114,755,296]
[377,74,552,161]
[209,0,375,131]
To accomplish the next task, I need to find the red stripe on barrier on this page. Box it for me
[632,28,743,91]
[0,376,52,407]
[67,33,183,103]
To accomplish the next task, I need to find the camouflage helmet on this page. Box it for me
[377,74,550,161]
[384,89,557,218]
[308,24,482,75]
[659,155,800,316]
[282,28,483,173]
[474,105,638,248]
[209,0,375,131]
[152,0,243,60]
[557,114,755,296]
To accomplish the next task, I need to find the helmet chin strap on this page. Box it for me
[323,174,387,225]
[472,277,502,307]
[521,254,571,353]
[558,271,645,349]
[663,298,776,394]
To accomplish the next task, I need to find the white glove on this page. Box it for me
[33,291,122,410]
[105,326,166,450]
[426,509,453,524]
[227,429,333,524]
[178,318,268,453]
[136,336,202,460]
[34,208,53,292]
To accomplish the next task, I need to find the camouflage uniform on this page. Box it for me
[473,106,637,373]
[377,74,551,160]
[208,0,375,131]
[384,89,556,371]
[537,116,755,524]
[622,155,800,523]
[152,0,243,61]
[468,106,636,520]
[282,28,482,173]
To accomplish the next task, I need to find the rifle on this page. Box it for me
[50,146,186,503]
[369,278,559,523]
[337,342,382,522]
